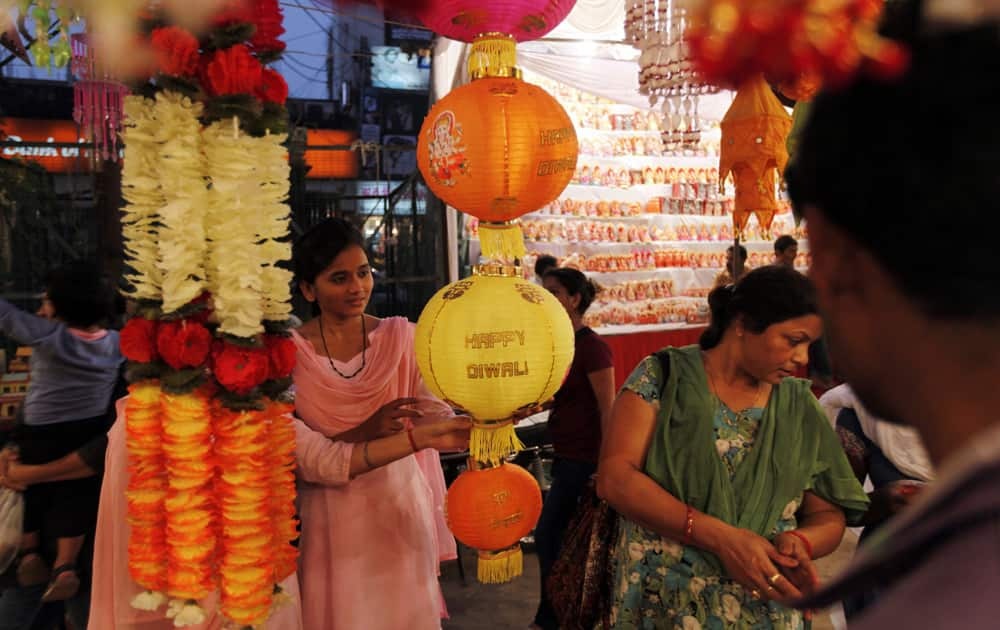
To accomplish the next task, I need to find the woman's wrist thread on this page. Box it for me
[406,428,419,453]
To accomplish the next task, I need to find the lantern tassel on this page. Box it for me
[478,222,527,264]
[478,546,523,584]
[470,420,524,467]
[468,32,518,79]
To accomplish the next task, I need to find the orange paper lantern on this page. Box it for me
[719,76,793,237]
[446,463,542,583]
[417,76,578,223]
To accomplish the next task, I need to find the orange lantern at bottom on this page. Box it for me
[446,462,543,584]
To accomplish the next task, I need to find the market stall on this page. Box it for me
[432,0,807,382]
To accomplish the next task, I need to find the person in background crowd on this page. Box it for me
[534,255,558,284]
[532,268,615,630]
[289,218,470,630]
[714,244,750,288]
[819,384,932,620]
[599,266,868,629]
[774,236,799,268]
[0,263,122,604]
[785,15,1000,627]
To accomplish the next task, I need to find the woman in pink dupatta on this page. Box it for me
[290,218,471,630]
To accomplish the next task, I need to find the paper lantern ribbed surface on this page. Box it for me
[416,77,578,223]
[415,273,574,422]
[446,463,543,583]
[415,0,578,43]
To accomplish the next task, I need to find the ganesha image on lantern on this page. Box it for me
[426,110,469,186]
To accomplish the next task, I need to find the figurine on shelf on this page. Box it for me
[709,225,721,241]
[642,166,654,185]
[579,165,591,185]
[697,225,711,241]
[616,167,630,188]
[677,224,690,241]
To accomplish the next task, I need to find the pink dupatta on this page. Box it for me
[290,317,456,629]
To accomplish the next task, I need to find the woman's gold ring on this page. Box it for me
[768,573,782,585]
[750,589,761,599]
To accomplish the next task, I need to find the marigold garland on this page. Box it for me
[124,382,168,604]
[160,390,217,620]
[213,404,274,626]
[264,400,298,582]
[119,3,298,627]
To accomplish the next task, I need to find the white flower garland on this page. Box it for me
[120,95,164,301]
[152,92,208,314]
[203,120,292,337]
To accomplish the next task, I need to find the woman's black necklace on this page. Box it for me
[319,314,367,379]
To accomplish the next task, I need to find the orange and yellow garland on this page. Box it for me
[124,382,168,608]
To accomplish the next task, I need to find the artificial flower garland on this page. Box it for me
[118,1,298,626]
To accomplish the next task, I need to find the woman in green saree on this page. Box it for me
[597,266,868,630]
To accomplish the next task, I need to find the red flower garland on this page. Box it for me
[202,44,264,97]
[250,0,286,53]
[255,68,288,105]
[213,342,270,395]
[156,320,213,369]
[150,26,200,78]
[121,317,159,363]
[263,334,296,380]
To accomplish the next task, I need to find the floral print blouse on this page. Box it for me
[609,356,806,630]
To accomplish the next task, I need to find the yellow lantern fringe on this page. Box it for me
[161,389,216,618]
[477,222,527,263]
[120,95,164,302]
[477,546,523,584]
[468,32,518,79]
[470,420,525,467]
[125,382,168,605]
[152,92,209,314]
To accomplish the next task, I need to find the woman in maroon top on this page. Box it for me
[532,268,615,630]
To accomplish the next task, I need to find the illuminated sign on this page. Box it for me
[0,118,90,172]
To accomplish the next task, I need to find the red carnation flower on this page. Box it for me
[263,334,296,380]
[156,320,212,370]
[212,342,270,395]
[120,317,159,363]
[150,26,200,78]
[255,67,288,104]
[250,0,286,53]
[211,0,255,27]
[202,44,264,97]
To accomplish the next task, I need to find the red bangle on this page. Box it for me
[787,529,813,558]
[683,505,695,545]
[406,428,419,453]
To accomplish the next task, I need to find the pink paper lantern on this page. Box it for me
[415,0,578,43]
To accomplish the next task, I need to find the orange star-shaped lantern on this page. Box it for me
[719,76,793,238]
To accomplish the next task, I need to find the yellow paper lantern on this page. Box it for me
[446,462,543,584]
[415,267,574,464]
